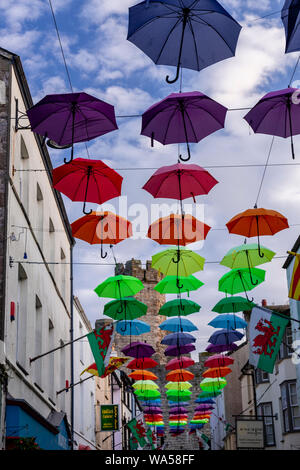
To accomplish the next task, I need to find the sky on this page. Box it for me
[2,0,300,354]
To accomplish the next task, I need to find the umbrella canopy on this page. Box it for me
[164,343,196,356]
[127,0,241,84]
[166,357,195,370]
[218,268,266,301]
[195,405,215,411]
[72,211,132,258]
[200,377,227,392]
[204,355,234,368]
[143,407,162,414]
[159,298,201,317]
[282,1,300,53]
[208,329,244,346]
[128,370,158,381]
[206,343,238,354]
[134,389,161,398]
[159,317,198,332]
[154,275,203,295]
[166,390,192,398]
[127,357,158,369]
[170,407,188,414]
[121,342,155,358]
[166,369,195,382]
[141,399,161,406]
[52,158,122,214]
[104,297,148,321]
[221,243,275,270]
[202,367,232,378]
[161,332,196,346]
[169,400,190,406]
[165,382,192,390]
[27,92,118,163]
[132,380,159,390]
[212,296,256,314]
[208,314,247,330]
[115,319,151,336]
[94,275,144,299]
[226,207,289,257]
[148,213,211,246]
[152,248,205,277]
[190,419,209,424]
[195,398,216,404]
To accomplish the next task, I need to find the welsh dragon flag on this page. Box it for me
[87,324,114,377]
[127,418,147,448]
[249,306,289,374]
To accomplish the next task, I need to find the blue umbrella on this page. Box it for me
[116,319,150,335]
[208,328,244,345]
[127,0,242,84]
[161,332,196,346]
[208,314,247,330]
[195,398,215,404]
[282,1,300,53]
[169,401,190,406]
[164,343,196,356]
[159,317,198,332]
[141,399,162,406]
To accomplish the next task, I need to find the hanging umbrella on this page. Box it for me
[208,329,244,346]
[121,342,155,358]
[161,332,196,346]
[169,400,190,406]
[212,296,256,314]
[154,275,204,294]
[169,415,188,421]
[52,158,123,214]
[164,343,196,356]
[166,369,194,382]
[195,405,215,411]
[218,268,266,302]
[200,377,227,392]
[115,319,151,336]
[170,407,189,414]
[206,343,238,353]
[129,370,158,381]
[134,389,161,398]
[165,382,192,390]
[226,207,289,257]
[166,390,192,398]
[141,94,226,160]
[244,87,300,159]
[160,317,198,332]
[159,298,200,317]
[141,399,162,406]
[27,92,118,163]
[72,211,132,258]
[282,1,300,53]
[195,397,215,404]
[127,357,158,369]
[202,367,232,378]
[165,356,195,370]
[148,213,211,246]
[127,0,241,84]
[152,247,205,276]
[94,275,144,299]
[104,297,148,321]
[204,355,234,369]
[133,380,159,390]
[208,314,247,330]
[143,407,162,413]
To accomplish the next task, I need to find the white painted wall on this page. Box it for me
[210,393,226,450]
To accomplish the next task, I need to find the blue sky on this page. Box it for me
[2,0,300,352]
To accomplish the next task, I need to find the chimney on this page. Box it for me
[262,299,267,307]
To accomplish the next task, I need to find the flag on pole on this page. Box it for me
[196,430,210,450]
[87,324,114,376]
[288,251,300,301]
[249,306,289,373]
[80,356,129,378]
[146,428,155,450]
[127,418,147,448]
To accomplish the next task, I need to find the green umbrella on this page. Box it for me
[200,377,227,392]
[134,389,161,398]
[165,382,192,391]
[218,268,265,301]
[220,243,275,285]
[212,296,256,314]
[132,380,159,391]
[154,275,204,295]
[103,297,148,320]
[152,248,205,277]
[94,275,144,299]
[159,298,201,317]
[190,419,209,424]
[166,390,192,398]
[197,391,222,399]
[169,422,187,426]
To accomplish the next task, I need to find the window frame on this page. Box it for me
[280,380,300,433]
[257,402,276,447]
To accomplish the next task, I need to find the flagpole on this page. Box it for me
[29,332,90,363]
[56,374,95,395]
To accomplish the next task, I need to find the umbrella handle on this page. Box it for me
[100,244,108,259]
[178,144,191,162]
[172,249,181,264]
[166,63,181,84]
[176,278,184,290]
[64,143,74,164]
[166,11,188,85]
[255,216,265,258]
[245,250,258,286]
[82,201,93,215]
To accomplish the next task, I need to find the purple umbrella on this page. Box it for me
[244,88,300,159]
[27,92,118,163]
[143,407,162,414]
[170,407,188,414]
[141,92,227,161]
[208,329,244,345]
[164,343,196,357]
[206,342,238,353]
[121,341,155,358]
[195,405,214,411]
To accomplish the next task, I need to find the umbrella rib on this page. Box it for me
[183,106,200,142]
[187,17,200,72]
[71,171,89,200]
[155,17,183,64]
[58,106,73,144]
[247,99,287,133]
[190,14,237,55]
[162,105,182,144]
[184,99,227,128]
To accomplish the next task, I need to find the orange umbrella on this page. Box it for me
[147,213,211,246]
[226,206,289,257]
[71,210,132,258]
[166,369,195,382]
[202,367,232,379]
[128,370,158,381]
[193,414,212,420]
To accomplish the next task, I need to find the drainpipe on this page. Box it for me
[111,376,115,450]
[70,244,74,450]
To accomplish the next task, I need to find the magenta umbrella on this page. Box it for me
[164,343,196,357]
[170,407,188,414]
[121,341,155,358]
[206,343,238,353]
[195,405,214,411]
[143,407,163,414]
[244,88,300,159]
[141,91,228,161]
[27,92,118,164]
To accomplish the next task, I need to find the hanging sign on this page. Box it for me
[100,405,119,432]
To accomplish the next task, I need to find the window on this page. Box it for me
[255,368,269,385]
[257,402,275,446]
[34,295,43,388]
[16,264,28,371]
[281,381,300,433]
[48,318,55,402]
[278,324,293,360]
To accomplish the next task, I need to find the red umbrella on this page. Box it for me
[143,163,218,207]
[165,356,195,371]
[126,358,158,369]
[52,158,123,214]
[204,355,234,368]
